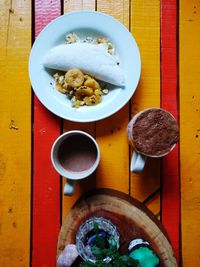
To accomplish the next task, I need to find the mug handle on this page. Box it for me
[130,151,147,173]
[64,179,76,196]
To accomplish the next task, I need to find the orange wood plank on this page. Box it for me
[130,1,161,214]
[95,0,130,193]
[143,190,160,216]
[180,1,200,266]
[62,1,96,220]
[0,1,31,266]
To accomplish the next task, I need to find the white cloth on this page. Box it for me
[42,43,125,86]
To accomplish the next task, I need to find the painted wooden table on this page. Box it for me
[0,1,199,267]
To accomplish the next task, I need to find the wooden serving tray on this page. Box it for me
[57,189,177,267]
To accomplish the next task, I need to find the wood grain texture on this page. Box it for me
[180,0,200,266]
[130,1,161,209]
[96,0,129,28]
[160,0,180,263]
[58,190,177,267]
[62,1,96,221]
[95,0,130,193]
[64,0,95,12]
[0,1,31,266]
[32,1,61,267]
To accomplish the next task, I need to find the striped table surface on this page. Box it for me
[0,1,199,267]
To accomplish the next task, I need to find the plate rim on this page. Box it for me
[29,10,141,122]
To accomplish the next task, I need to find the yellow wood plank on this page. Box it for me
[180,1,200,266]
[62,1,96,220]
[95,0,130,193]
[130,1,161,212]
[64,0,96,12]
[0,1,31,266]
[96,0,130,28]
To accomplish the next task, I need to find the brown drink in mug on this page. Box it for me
[127,108,179,173]
[51,131,100,195]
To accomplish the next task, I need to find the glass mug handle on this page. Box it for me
[130,151,146,173]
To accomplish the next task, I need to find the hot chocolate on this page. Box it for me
[130,108,179,157]
[51,130,100,195]
[58,134,97,172]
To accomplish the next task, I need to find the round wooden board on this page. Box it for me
[57,189,177,267]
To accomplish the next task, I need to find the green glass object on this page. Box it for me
[129,247,159,267]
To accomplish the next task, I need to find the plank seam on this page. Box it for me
[128,0,132,196]
[30,0,35,265]
[177,0,182,264]
[143,188,160,205]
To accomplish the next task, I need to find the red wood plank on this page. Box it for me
[161,0,180,264]
[32,1,61,266]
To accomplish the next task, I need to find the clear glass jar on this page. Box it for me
[76,217,120,263]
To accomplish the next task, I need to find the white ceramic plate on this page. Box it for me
[29,11,141,122]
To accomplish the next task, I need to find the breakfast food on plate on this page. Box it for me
[65,33,115,56]
[54,69,108,107]
[42,43,124,86]
[128,108,179,157]
[42,32,124,108]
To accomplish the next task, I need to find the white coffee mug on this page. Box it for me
[51,130,100,196]
[127,108,179,173]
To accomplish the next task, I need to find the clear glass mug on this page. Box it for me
[127,108,179,173]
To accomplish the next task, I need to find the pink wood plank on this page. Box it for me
[161,0,180,264]
[32,1,61,266]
